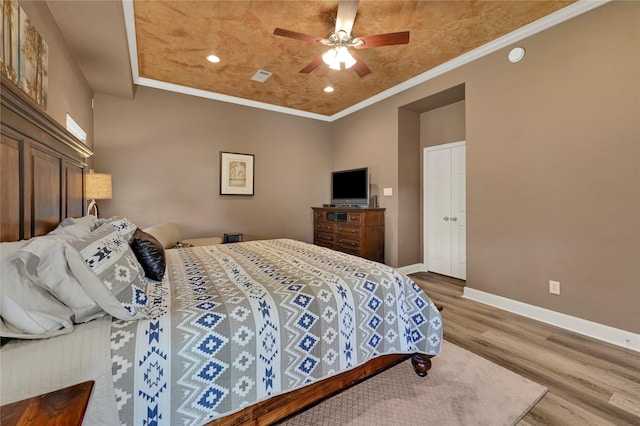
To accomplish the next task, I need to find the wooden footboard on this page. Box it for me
[208,352,434,426]
[209,306,443,424]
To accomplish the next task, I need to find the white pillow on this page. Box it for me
[65,225,148,320]
[143,223,181,249]
[48,215,99,239]
[0,240,74,339]
[16,237,105,324]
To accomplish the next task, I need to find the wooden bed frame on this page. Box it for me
[0,75,434,425]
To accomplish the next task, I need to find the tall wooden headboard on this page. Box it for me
[1,75,94,242]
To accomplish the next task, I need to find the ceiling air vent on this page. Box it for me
[251,70,272,83]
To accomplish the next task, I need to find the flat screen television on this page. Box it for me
[331,167,369,207]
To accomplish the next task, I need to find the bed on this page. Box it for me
[0,75,442,425]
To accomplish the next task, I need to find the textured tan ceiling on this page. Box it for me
[133,1,573,116]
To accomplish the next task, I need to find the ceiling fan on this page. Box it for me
[273,0,410,77]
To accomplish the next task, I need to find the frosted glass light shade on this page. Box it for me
[323,46,356,70]
[323,48,338,66]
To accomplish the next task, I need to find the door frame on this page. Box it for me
[423,140,466,275]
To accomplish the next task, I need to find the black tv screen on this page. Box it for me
[331,167,369,207]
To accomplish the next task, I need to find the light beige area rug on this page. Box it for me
[280,340,547,426]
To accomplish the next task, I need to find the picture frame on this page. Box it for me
[19,6,48,109]
[220,152,254,195]
[1,0,20,85]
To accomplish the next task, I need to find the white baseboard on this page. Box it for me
[397,263,426,275]
[463,287,640,353]
[397,266,639,352]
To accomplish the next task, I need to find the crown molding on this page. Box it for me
[122,0,610,122]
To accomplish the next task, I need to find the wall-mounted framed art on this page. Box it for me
[0,2,48,109]
[220,152,254,195]
[20,6,48,109]
[1,0,20,84]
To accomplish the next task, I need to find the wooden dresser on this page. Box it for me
[312,207,385,263]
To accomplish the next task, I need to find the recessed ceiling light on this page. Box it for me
[508,47,526,63]
[324,86,334,93]
[207,54,220,63]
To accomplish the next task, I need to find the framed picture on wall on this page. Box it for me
[220,152,254,195]
[19,6,48,109]
[0,0,20,84]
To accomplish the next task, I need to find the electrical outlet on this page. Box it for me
[549,280,560,295]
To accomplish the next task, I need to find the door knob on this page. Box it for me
[451,217,458,221]
[443,216,449,221]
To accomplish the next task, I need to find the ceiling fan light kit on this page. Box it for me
[273,0,409,77]
[323,46,357,70]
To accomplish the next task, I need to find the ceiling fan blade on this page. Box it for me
[353,31,410,48]
[335,0,359,36]
[349,50,371,77]
[299,55,325,74]
[274,28,322,43]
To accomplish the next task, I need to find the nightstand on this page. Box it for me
[223,233,243,243]
[0,381,94,426]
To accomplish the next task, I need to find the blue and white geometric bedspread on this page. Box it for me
[110,239,442,426]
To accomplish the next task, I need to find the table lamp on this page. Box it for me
[85,169,112,217]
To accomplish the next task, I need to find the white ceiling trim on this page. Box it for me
[135,76,333,121]
[122,0,609,123]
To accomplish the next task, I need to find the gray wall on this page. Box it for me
[332,1,640,333]
[19,1,94,151]
[94,86,332,242]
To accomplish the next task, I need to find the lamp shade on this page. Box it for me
[85,172,112,200]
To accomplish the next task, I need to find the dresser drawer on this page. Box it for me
[315,222,336,233]
[314,210,326,221]
[314,239,334,250]
[347,212,362,225]
[336,236,361,251]
[336,225,361,238]
[315,232,335,244]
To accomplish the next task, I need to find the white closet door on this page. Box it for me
[450,145,466,280]
[425,142,466,280]
[426,148,452,276]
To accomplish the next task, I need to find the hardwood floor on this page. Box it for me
[411,272,640,426]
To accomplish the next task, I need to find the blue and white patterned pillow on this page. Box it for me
[65,225,148,320]
[95,217,138,241]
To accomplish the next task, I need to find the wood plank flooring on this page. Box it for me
[410,272,639,426]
